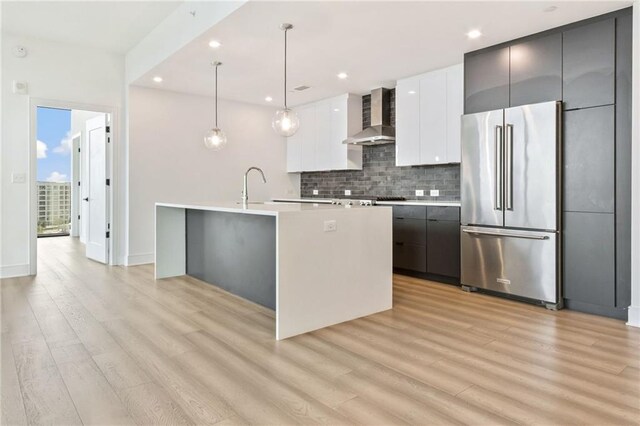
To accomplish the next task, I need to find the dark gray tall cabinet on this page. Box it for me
[463,8,632,319]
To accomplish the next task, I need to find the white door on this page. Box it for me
[85,115,109,263]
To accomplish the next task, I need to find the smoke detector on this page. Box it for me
[13,46,27,58]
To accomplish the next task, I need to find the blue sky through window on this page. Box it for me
[37,107,72,182]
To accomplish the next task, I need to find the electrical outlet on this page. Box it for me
[415,189,424,197]
[324,220,337,232]
[430,189,440,197]
[11,172,26,183]
[313,189,319,195]
[344,189,351,196]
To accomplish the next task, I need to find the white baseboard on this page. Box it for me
[627,306,640,328]
[126,253,154,266]
[0,264,31,279]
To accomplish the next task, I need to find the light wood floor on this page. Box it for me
[2,237,639,425]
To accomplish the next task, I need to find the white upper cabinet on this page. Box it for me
[396,63,463,166]
[286,94,362,173]
[395,77,421,166]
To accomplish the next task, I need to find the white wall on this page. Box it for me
[0,33,125,277]
[127,86,300,265]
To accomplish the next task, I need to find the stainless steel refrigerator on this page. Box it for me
[460,101,561,309]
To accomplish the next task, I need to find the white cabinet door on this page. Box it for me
[419,69,448,164]
[314,99,333,171]
[298,105,317,171]
[446,63,463,163]
[330,96,349,170]
[286,94,362,172]
[286,122,303,172]
[395,77,421,166]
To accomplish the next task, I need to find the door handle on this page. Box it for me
[83,197,89,202]
[494,125,503,211]
[462,228,548,240]
[505,124,513,211]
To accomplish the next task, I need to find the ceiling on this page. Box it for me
[1,1,183,54]
[134,0,631,107]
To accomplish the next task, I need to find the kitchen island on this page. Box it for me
[155,201,393,339]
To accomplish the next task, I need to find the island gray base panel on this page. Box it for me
[186,209,276,310]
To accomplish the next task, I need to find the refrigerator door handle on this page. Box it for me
[494,125,503,211]
[462,228,549,240]
[505,124,514,210]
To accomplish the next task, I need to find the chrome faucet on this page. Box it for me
[242,167,267,204]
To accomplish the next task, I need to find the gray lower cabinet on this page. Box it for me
[562,18,615,110]
[563,212,615,308]
[393,242,427,273]
[392,205,460,281]
[464,47,510,114]
[563,105,615,213]
[510,33,562,107]
[426,220,460,278]
[393,208,427,272]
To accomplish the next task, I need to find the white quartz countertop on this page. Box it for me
[156,201,386,217]
[272,198,461,207]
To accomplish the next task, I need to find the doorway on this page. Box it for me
[31,100,114,273]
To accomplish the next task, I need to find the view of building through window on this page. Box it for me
[37,106,72,236]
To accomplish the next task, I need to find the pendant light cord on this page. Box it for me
[283,27,288,109]
[214,63,218,127]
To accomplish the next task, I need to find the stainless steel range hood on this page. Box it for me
[343,88,395,145]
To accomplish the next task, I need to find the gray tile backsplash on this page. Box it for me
[300,90,461,201]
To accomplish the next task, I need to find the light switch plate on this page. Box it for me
[12,81,28,95]
[430,189,440,197]
[344,190,351,196]
[323,220,337,232]
[415,189,424,197]
[313,189,319,195]
[11,172,26,183]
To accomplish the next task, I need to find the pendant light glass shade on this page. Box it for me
[272,23,299,137]
[272,108,299,137]
[205,61,227,150]
[204,128,227,150]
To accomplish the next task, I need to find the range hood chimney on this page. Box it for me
[343,87,395,145]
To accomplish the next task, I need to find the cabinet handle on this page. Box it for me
[395,242,404,246]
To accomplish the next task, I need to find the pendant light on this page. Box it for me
[204,61,227,150]
[272,23,300,137]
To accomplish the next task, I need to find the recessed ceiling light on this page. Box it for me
[333,108,340,112]
[408,90,416,95]
[337,72,348,79]
[466,30,482,39]
[265,96,273,102]
[209,40,222,48]
[153,76,163,83]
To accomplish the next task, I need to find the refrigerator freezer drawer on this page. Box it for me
[461,226,558,304]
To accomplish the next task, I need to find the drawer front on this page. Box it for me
[393,218,427,245]
[393,205,427,220]
[393,242,427,272]
[427,206,460,222]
